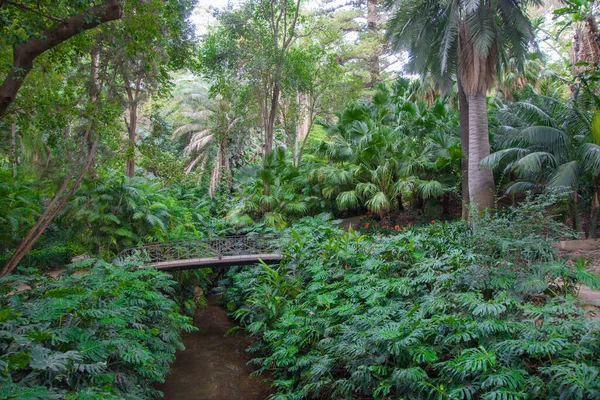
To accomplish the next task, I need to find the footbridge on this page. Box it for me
[117,234,288,271]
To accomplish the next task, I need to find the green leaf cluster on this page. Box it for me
[59,174,219,256]
[219,202,600,399]
[316,82,461,222]
[0,258,195,399]
[0,170,41,252]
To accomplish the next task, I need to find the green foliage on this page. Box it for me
[170,85,243,197]
[219,201,600,399]
[0,258,195,399]
[0,245,78,273]
[483,93,593,194]
[227,148,319,229]
[0,170,41,253]
[60,174,220,256]
[317,82,460,221]
[170,268,212,315]
[138,110,189,185]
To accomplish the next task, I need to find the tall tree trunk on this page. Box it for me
[125,100,137,177]
[467,91,495,211]
[263,78,281,196]
[123,72,142,178]
[366,0,380,88]
[10,122,18,177]
[457,75,470,219]
[264,80,281,157]
[294,92,316,168]
[88,47,100,178]
[294,92,309,166]
[0,0,122,119]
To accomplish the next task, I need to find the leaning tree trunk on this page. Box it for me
[457,75,470,219]
[1,44,107,276]
[466,91,495,211]
[1,138,98,276]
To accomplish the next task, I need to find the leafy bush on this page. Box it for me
[227,148,318,229]
[60,175,222,256]
[0,245,80,273]
[0,259,195,399]
[219,205,600,399]
[0,170,41,253]
[170,268,213,315]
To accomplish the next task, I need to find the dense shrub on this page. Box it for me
[0,259,195,399]
[0,245,79,273]
[59,175,223,256]
[219,205,600,399]
[0,171,41,253]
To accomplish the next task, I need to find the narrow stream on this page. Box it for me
[157,294,273,400]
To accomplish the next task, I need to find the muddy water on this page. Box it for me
[158,295,273,400]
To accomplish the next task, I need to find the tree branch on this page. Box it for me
[0,0,123,119]
[2,0,62,21]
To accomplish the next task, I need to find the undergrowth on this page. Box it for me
[219,202,600,399]
[0,259,195,399]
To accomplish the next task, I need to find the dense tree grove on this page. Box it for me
[1,0,600,399]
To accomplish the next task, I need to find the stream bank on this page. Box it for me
[157,294,272,400]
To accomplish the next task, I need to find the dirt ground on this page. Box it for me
[559,248,600,310]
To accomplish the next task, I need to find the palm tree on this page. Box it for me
[63,176,176,255]
[171,78,239,198]
[318,87,460,223]
[481,93,598,233]
[320,138,402,226]
[226,148,310,229]
[386,0,536,211]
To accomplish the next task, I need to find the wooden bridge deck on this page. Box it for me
[150,253,283,271]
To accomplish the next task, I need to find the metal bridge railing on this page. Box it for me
[116,234,289,264]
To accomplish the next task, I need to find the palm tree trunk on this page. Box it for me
[125,104,137,177]
[380,208,391,226]
[466,91,495,211]
[457,75,470,218]
[396,193,405,212]
[441,193,451,216]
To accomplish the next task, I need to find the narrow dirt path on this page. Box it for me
[156,294,273,400]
